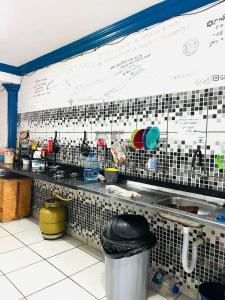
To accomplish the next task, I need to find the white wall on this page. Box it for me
[19,1,225,113]
[0,87,8,148]
[0,72,21,84]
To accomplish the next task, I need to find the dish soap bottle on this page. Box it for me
[84,153,99,182]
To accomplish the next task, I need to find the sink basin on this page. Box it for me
[158,196,219,216]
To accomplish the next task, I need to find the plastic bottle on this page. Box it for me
[84,153,99,182]
[159,275,182,299]
[149,270,182,300]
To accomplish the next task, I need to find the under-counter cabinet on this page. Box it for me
[0,177,32,222]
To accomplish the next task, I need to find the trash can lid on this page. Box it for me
[107,214,152,241]
[199,282,225,300]
[100,214,157,258]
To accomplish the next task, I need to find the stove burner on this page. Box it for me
[48,165,60,170]
[52,174,65,179]
[69,172,79,178]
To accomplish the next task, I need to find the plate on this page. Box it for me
[146,127,160,150]
[130,129,139,149]
[142,126,151,149]
[133,129,145,149]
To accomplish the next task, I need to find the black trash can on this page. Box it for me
[199,282,225,300]
[100,214,157,300]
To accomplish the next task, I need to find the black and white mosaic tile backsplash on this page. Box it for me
[32,179,225,300]
[18,86,225,193]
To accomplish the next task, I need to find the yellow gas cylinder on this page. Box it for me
[39,199,66,239]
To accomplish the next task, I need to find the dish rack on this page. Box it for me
[93,131,168,174]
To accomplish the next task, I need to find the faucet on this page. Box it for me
[191,145,204,176]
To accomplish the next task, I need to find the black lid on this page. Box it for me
[100,214,157,258]
[107,214,152,241]
[199,282,225,300]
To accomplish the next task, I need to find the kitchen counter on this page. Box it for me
[1,163,225,230]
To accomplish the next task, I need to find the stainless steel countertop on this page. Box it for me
[1,163,225,230]
[76,179,225,230]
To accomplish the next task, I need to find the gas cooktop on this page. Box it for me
[32,165,81,180]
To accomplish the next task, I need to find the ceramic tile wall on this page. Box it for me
[19,86,225,299]
[32,179,225,300]
[18,86,225,193]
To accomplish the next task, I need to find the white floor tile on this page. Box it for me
[1,219,38,234]
[14,228,43,245]
[0,247,42,274]
[0,227,10,238]
[100,292,167,300]
[179,295,192,300]
[63,235,84,247]
[7,261,65,297]
[147,293,167,300]
[29,239,74,258]
[0,236,24,254]
[0,276,23,300]
[102,290,166,300]
[27,278,96,300]
[79,243,104,260]
[48,248,99,276]
[27,217,38,224]
[71,261,105,299]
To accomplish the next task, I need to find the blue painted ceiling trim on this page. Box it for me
[0,0,218,76]
[0,63,21,76]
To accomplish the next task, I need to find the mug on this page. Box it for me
[97,138,105,148]
[145,158,157,171]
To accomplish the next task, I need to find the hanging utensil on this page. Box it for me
[53,131,60,153]
[80,131,90,157]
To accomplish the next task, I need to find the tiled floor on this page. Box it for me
[0,218,189,300]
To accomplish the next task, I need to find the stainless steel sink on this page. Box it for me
[158,196,222,216]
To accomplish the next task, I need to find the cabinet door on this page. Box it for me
[17,179,32,218]
[1,180,17,221]
[0,181,3,219]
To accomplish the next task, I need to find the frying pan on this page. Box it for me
[81,131,90,157]
[53,131,60,153]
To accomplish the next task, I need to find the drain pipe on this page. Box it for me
[182,226,204,274]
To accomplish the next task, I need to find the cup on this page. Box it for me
[145,158,157,171]
[97,138,105,148]
[104,168,119,183]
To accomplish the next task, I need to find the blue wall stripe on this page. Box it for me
[0,0,218,76]
[18,0,218,75]
[3,84,20,149]
[0,63,20,76]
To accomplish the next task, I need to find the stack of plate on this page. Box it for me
[130,126,160,150]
